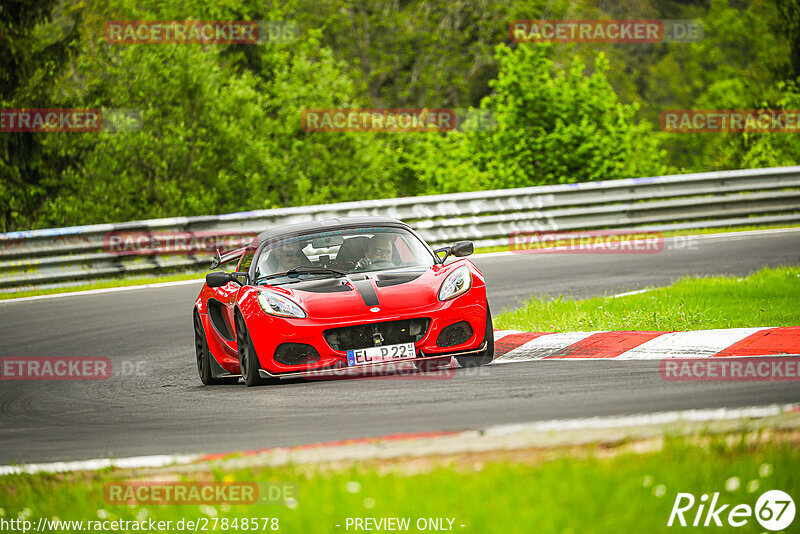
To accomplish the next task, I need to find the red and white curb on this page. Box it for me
[2,404,797,476]
[492,326,800,362]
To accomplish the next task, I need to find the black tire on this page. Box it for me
[455,308,494,368]
[194,311,233,385]
[235,312,274,387]
[413,356,451,372]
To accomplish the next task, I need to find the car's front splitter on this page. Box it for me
[257,340,488,380]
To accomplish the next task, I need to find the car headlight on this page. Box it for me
[438,265,472,301]
[257,291,307,318]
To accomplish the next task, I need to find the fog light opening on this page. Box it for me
[436,321,473,348]
[274,343,321,365]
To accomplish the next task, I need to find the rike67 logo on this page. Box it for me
[668,490,795,531]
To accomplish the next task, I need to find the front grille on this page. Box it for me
[274,343,320,365]
[436,321,473,347]
[324,318,430,351]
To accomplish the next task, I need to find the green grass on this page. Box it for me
[0,432,796,533]
[495,265,800,332]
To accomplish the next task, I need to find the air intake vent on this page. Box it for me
[274,343,321,365]
[436,321,473,347]
[324,318,430,351]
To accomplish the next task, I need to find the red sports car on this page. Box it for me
[193,216,493,386]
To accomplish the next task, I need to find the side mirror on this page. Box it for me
[434,241,474,263]
[232,272,250,285]
[207,271,250,287]
[206,271,232,288]
[433,246,450,263]
[451,241,474,257]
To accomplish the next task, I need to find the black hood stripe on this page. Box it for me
[352,279,379,306]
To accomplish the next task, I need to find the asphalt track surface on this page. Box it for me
[1,230,799,464]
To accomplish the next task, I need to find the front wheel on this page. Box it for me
[235,313,275,387]
[455,308,494,368]
[194,311,236,385]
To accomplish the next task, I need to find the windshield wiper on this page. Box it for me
[257,265,348,283]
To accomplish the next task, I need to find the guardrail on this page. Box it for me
[2,166,799,290]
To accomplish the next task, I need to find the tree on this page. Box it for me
[36,0,404,226]
[643,0,790,171]
[773,0,800,80]
[0,0,80,231]
[471,44,668,189]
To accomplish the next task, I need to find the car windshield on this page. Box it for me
[254,226,435,284]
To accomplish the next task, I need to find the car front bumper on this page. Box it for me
[247,296,489,376]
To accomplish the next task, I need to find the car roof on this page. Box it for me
[251,216,412,247]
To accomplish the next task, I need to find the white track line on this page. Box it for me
[0,278,204,305]
[682,226,800,242]
[483,404,795,435]
[609,288,652,299]
[0,454,198,476]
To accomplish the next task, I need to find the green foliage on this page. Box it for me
[42,43,275,223]
[642,0,796,171]
[723,80,800,169]
[474,44,668,188]
[408,44,668,194]
[289,0,566,109]
[774,0,800,79]
[2,0,798,231]
[35,1,404,225]
[0,0,81,231]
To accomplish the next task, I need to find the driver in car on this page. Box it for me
[360,234,396,268]
[270,242,308,273]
